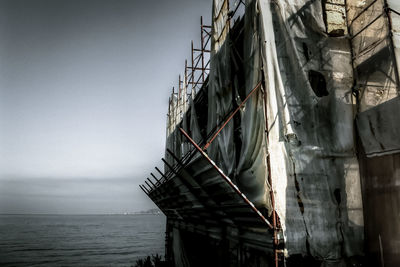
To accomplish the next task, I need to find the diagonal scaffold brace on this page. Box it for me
[203,81,262,150]
[179,127,273,230]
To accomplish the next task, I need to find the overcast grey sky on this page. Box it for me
[0,0,212,214]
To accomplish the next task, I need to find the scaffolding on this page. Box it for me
[141,1,285,266]
[346,0,400,112]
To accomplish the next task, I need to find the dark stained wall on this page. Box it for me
[358,148,400,267]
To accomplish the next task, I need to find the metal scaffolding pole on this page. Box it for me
[179,127,274,230]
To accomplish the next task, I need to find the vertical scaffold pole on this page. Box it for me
[201,16,205,83]
[185,59,188,93]
[261,82,282,267]
[191,40,195,95]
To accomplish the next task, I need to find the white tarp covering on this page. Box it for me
[256,0,364,259]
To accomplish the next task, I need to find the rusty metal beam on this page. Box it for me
[203,81,262,150]
[179,127,273,229]
[261,82,281,267]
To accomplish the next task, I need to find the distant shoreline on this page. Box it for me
[0,208,163,216]
[0,215,164,216]
[0,212,163,216]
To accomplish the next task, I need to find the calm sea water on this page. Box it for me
[0,214,166,267]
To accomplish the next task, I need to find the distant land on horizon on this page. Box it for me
[130,208,162,215]
[0,208,163,216]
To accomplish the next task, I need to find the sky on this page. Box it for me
[0,0,212,214]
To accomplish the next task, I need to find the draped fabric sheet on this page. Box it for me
[166,0,368,263]
[256,0,364,259]
[207,39,236,177]
[206,0,364,260]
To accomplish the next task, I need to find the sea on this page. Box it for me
[0,214,166,267]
